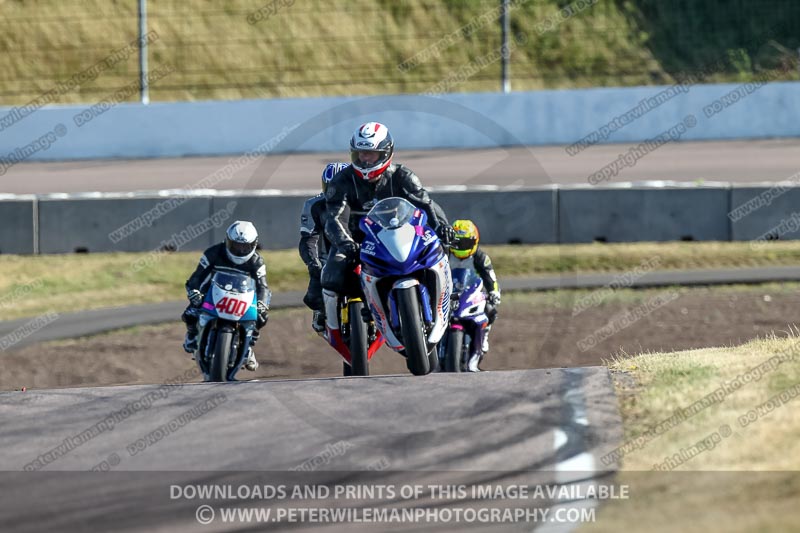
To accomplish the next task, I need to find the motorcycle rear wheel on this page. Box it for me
[444,328,463,372]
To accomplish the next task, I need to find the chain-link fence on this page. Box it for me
[0,0,797,106]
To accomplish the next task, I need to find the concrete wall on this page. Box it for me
[0,199,35,254]
[1,81,798,161]
[730,186,800,241]
[558,188,731,243]
[210,195,308,250]
[435,189,557,244]
[37,197,215,253]
[9,186,800,255]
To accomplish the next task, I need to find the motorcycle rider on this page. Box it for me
[449,219,501,357]
[321,121,454,335]
[299,162,350,334]
[182,220,271,371]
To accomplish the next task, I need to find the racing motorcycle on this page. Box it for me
[358,198,452,376]
[324,264,385,377]
[438,267,490,372]
[193,269,259,382]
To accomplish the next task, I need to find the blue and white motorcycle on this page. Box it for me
[438,267,490,372]
[194,269,259,382]
[358,198,452,375]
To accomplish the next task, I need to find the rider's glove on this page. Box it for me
[187,289,203,307]
[340,240,360,261]
[308,262,323,279]
[257,301,269,326]
[437,225,455,246]
[488,291,501,306]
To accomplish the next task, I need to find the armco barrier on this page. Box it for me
[434,189,557,244]
[0,82,798,161]
[730,186,800,241]
[0,198,35,254]
[558,187,731,243]
[37,196,214,253]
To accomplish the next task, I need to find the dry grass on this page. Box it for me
[0,0,662,104]
[584,334,800,532]
[488,240,800,276]
[1,240,800,320]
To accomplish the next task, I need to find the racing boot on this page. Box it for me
[481,324,492,354]
[467,352,483,372]
[312,310,326,335]
[183,326,199,355]
[245,334,259,371]
[244,348,259,371]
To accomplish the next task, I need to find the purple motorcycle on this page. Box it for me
[439,267,489,372]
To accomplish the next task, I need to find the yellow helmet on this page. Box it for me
[451,220,480,259]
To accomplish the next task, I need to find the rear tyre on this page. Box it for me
[348,301,369,376]
[210,327,233,382]
[444,328,463,372]
[398,287,431,376]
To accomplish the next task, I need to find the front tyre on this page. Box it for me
[444,328,463,372]
[398,287,431,376]
[348,301,370,376]
[210,327,233,382]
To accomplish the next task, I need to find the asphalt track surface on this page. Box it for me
[6,138,800,194]
[0,367,620,532]
[2,266,799,349]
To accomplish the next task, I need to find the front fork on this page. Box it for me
[196,315,254,378]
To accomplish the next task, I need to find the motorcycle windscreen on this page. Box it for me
[366,198,416,229]
[451,268,481,293]
[376,224,417,263]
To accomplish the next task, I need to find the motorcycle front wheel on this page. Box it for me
[210,327,234,382]
[397,287,431,376]
[348,300,369,376]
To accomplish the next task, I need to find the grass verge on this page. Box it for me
[583,334,800,532]
[1,240,800,320]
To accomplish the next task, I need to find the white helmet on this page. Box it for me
[225,221,258,265]
[349,122,394,181]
